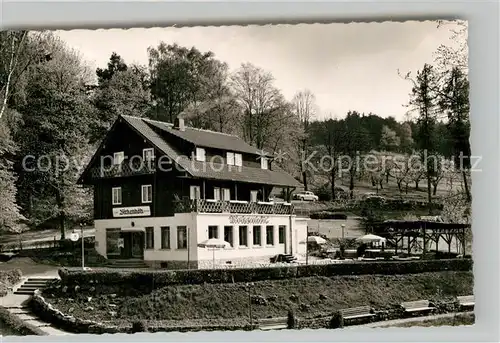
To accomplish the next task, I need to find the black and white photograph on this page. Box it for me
[0,20,474,336]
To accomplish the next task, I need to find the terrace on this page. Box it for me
[174,199,294,215]
[89,160,156,179]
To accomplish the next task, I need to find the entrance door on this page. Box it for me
[131,232,144,258]
[121,232,132,258]
[120,232,144,259]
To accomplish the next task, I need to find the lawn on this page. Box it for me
[42,271,473,325]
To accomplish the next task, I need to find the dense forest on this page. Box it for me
[0,21,470,236]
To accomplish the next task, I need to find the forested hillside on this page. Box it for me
[0,21,470,237]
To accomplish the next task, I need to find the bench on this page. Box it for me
[258,317,288,330]
[457,295,475,310]
[401,300,435,316]
[340,306,375,324]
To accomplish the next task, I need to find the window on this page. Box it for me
[112,187,122,205]
[143,148,155,164]
[145,227,154,249]
[278,225,286,244]
[226,152,235,165]
[213,187,221,201]
[195,147,206,162]
[253,226,261,246]
[161,227,170,249]
[222,188,231,201]
[224,226,233,247]
[261,156,268,170]
[106,229,121,255]
[208,226,218,239]
[190,185,201,200]
[250,190,258,203]
[234,153,242,167]
[142,185,152,203]
[266,226,274,245]
[239,226,248,247]
[113,151,124,166]
[177,226,187,249]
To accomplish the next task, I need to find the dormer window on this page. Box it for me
[235,153,242,167]
[261,156,268,170]
[226,152,235,165]
[143,148,155,163]
[113,151,124,166]
[195,147,206,162]
[226,152,242,166]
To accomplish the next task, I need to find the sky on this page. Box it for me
[56,21,461,121]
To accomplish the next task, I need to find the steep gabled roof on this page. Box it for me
[143,118,273,157]
[79,115,301,188]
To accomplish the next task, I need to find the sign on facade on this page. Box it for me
[228,215,270,225]
[112,206,151,218]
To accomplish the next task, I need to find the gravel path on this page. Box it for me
[353,311,474,329]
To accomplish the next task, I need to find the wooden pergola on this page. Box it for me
[370,220,471,257]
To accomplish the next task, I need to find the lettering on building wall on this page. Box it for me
[112,206,151,218]
[228,215,270,225]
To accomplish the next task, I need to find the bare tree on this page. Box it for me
[292,89,317,191]
[231,63,292,150]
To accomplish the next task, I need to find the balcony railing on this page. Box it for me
[90,160,155,179]
[174,199,294,215]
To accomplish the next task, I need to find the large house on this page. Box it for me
[78,115,307,269]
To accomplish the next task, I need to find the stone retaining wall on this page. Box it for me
[30,290,255,334]
[30,288,470,334]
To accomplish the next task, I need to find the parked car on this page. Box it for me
[294,191,319,201]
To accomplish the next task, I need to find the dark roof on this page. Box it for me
[373,220,470,229]
[144,118,273,157]
[117,115,301,188]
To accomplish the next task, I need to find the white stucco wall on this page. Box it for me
[94,213,197,261]
[195,213,294,261]
[94,212,307,266]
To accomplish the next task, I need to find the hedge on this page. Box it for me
[58,258,472,289]
[0,269,22,297]
[310,212,348,220]
[0,306,48,336]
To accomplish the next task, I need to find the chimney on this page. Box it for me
[173,116,185,131]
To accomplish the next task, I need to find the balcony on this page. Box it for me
[174,199,294,215]
[90,160,155,179]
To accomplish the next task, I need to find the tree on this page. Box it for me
[439,67,471,202]
[1,31,53,120]
[340,111,371,198]
[181,60,242,134]
[93,65,151,141]
[15,36,95,238]
[148,43,219,123]
[292,90,316,191]
[380,125,400,151]
[0,112,24,232]
[435,20,468,73]
[399,121,414,153]
[404,64,440,213]
[231,63,293,150]
[96,52,128,85]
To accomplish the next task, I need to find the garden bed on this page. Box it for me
[41,271,473,328]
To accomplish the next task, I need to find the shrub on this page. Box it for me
[0,269,22,297]
[310,211,348,220]
[131,320,148,333]
[57,259,472,291]
[329,310,344,329]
